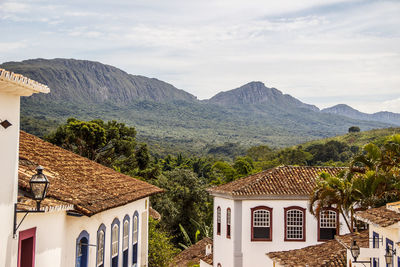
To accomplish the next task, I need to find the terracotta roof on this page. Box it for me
[355,206,400,228]
[18,131,163,216]
[17,195,74,212]
[170,238,213,267]
[208,166,344,197]
[335,231,369,249]
[267,231,368,267]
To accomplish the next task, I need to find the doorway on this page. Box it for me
[18,228,36,267]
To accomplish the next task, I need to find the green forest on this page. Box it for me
[43,118,400,266]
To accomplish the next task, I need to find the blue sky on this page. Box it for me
[1,0,399,113]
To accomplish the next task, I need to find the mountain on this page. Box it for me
[0,58,393,155]
[0,58,196,104]
[322,104,400,126]
[208,81,319,111]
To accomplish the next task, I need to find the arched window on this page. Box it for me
[122,215,130,267]
[132,211,139,266]
[111,218,120,267]
[284,206,306,241]
[217,206,221,235]
[226,208,231,239]
[318,208,338,241]
[251,206,273,241]
[217,263,222,267]
[97,224,106,267]
[76,230,89,267]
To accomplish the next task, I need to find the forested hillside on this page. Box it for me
[1,58,394,155]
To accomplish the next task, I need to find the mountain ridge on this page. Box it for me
[322,104,400,126]
[1,58,394,154]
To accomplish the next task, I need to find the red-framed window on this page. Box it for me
[217,206,221,235]
[318,208,339,241]
[284,206,306,242]
[226,208,231,239]
[251,206,273,241]
[18,227,36,267]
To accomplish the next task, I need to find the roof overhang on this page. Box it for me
[0,68,50,96]
[208,191,310,201]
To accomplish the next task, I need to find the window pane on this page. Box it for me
[123,221,129,250]
[133,216,138,243]
[320,210,337,228]
[286,209,303,240]
[97,230,104,266]
[253,227,270,239]
[253,210,270,227]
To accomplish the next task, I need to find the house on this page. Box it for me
[0,68,50,267]
[345,202,400,267]
[1,68,163,267]
[170,237,213,267]
[207,166,349,267]
[267,230,369,267]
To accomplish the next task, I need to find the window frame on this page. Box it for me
[251,206,273,242]
[226,208,231,239]
[96,224,106,267]
[132,211,139,266]
[111,218,120,266]
[284,206,306,242]
[317,208,339,241]
[76,230,89,267]
[217,206,221,236]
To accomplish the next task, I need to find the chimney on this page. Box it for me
[205,244,212,256]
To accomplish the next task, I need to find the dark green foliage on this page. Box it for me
[348,126,361,133]
[306,141,352,165]
[148,217,180,267]
[150,169,211,245]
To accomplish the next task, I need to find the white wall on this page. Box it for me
[10,197,149,267]
[213,196,349,267]
[213,197,235,267]
[0,92,20,267]
[349,224,400,267]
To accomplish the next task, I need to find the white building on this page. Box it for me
[0,68,163,267]
[346,202,400,267]
[208,166,349,267]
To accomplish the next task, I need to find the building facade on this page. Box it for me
[208,166,349,267]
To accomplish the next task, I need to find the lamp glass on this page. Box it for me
[385,248,393,265]
[29,166,49,201]
[350,240,360,260]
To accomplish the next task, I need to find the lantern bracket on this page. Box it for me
[13,202,45,238]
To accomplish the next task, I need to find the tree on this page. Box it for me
[348,126,360,133]
[148,217,180,267]
[150,169,211,245]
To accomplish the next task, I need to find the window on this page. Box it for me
[76,230,89,267]
[373,232,379,249]
[226,208,231,239]
[318,209,338,241]
[251,206,272,241]
[217,264,222,267]
[132,212,139,266]
[386,238,393,267]
[217,206,221,235]
[111,218,120,267]
[122,215,130,267]
[284,206,306,241]
[97,224,106,267]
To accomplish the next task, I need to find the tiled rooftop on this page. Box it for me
[208,166,344,197]
[18,131,163,216]
[355,205,400,228]
[170,238,213,267]
[0,68,50,94]
[267,231,368,267]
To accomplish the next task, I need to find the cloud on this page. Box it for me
[0,0,399,113]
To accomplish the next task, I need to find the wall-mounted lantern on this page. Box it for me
[350,240,371,265]
[13,166,49,238]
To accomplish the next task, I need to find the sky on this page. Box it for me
[0,0,399,113]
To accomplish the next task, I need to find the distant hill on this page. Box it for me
[208,81,319,111]
[1,58,196,104]
[0,58,393,155]
[322,104,400,126]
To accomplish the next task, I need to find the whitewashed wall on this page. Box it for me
[213,197,235,267]
[9,197,149,267]
[213,196,349,267]
[349,224,399,267]
[0,92,20,267]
